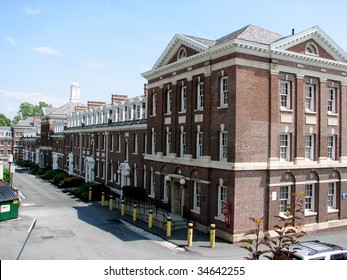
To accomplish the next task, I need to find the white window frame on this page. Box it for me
[305,84,315,112]
[218,184,227,217]
[220,77,228,107]
[220,131,227,161]
[196,131,203,159]
[151,131,156,155]
[304,184,315,213]
[280,134,290,161]
[152,93,157,116]
[280,81,291,110]
[328,88,337,114]
[193,181,201,212]
[150,170,155,197]
[134,134,138,154]
[180,131,186,157]
[197,82,204,110]
[327,135,336,160]
[166,131,171,156]
[180,86,187,112]
[167,90,172,114]
[279,185,291,215]
[305,134,314,161]
[328,182,337,210]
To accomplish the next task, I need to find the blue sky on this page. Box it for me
[1,0,347,119]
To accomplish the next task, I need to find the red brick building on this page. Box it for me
[141,25,347,241]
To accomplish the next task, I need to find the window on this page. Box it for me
[280,81,291,109]
[328,182,337,210]
[150,170,155,197]
[220,77,228,106]
[180,131,186,157]
[328,88,336,113]
[304,184,315,212]
[117,134,121,152]
[305,85,315,112]
[152,93,157,116]
[167,90,172,114]
[180,86,187,112]
[166,131,171,156]
[178,48,186,59]
[151,131,156,155]
[193,182,201,211]
[327,135,336,160]
[196,132,203,159]
[280,134,290,161]
[279,186,291,214]
[305,43,318,55]
[134,134,138,154]
[220,131,227,161]
[305,134,314,160]
[218,184,227,217]
[197,82,204,110]
[136,104,141,119]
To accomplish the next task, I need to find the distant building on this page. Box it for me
[0,127,12,161]
[39,81,86,168]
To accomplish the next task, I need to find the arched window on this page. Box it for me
[178,48,187,59]
[305,43,318,55]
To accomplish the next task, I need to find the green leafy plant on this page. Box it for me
[240,191,306,260]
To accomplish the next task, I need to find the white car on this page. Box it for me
[288,240,347,260]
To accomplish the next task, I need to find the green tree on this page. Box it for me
[13,101,51,123]
[0,113,11,126]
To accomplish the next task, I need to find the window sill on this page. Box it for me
[148,194,155,199]
[214,215,225,222]
[217,105,228,110]
[191,209,200,215]
[328,112,338,117]
[304,211,317,217]
[305,110,317,115]
[280,108,293,113]
[327,208,339,214]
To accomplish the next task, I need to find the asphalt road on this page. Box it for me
[1,168,347,261]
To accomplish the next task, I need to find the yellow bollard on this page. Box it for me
[121,200,125,216]
[109,195,113,211]
[210,224,216,248]
[148,209,153,228]
[187,222,193,247]
[166,216,172,237]
[133,204,137,221]
[101,192,105,207]
[88,187,92,201]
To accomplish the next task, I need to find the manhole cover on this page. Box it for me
[41,235,54,240]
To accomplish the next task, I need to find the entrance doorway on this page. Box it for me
[171,181,185,215]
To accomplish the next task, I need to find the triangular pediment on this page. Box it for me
[151,34,213,70]
[271,26,347,63]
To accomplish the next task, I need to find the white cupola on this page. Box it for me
[70,80,80,103]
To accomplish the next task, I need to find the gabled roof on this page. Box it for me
[270,26,347,62]
[143,24,347,78]
[216,24,283,45]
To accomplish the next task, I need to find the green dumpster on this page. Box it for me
[0,185,19,221]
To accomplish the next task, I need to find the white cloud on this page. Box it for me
[5,35,16,45]
[33,46,62,56]
[0,89,64,119]
[25,6,42,16]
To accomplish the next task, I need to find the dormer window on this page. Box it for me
[305,43,318,56]
[178,47,187,60]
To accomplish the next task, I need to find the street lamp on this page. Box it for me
[7,154,13,187]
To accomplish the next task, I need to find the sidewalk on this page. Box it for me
[97,201,247,259]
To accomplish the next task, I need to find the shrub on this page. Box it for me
[41,169,58,180]
[53,171,69,184]
[60,176,85,189]
[71,182,105,201]
[29,163,39,174]
[122,185,146,201]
